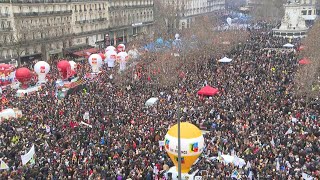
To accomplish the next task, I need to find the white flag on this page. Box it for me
[80,121,92,128]
[0,160,9,170]
[248,170,253,180]
[302,173,314,180]
[285,127,293,135]
[270,137,275,147]
[276,158,280,171]
[21,144,35,165]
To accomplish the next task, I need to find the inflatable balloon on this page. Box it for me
[165,122,204,173]
[15,67,32,89]
[106,46,116,52]
[0,64,15,86]
[117,52,129,72]
[69,61,77,77]
[88,54,103,73]
[57,60,71,80]
[34,61,50,83]
[117,44,125,52]
[105,50,117,68]
[227,17,232,26]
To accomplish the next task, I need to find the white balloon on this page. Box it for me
[106,46,116,52]
[227,17,232,26]
[69,61,77,71]
[34,61,50,83]
[105,50,117,68]
[117,52,129,71]
[88,54,103,73]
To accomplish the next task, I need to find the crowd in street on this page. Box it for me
[0,28,319,180]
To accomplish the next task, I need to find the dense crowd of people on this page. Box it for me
[0,28,319,180]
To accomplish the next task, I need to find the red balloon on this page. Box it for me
[99,53,106,60]
[15,67,32,84]
[57,60,71,80]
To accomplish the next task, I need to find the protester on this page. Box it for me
[0,28,319,180]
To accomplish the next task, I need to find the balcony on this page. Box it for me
[109,4,153,11]
[0,27,13,32]
[0,13,10,17]
[75,18,107,24]
[13,10,72,17]
[0,0,104,3]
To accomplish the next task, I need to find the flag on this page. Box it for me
[270,137,275,147]
[217,151,223,162]
[21,144,35,165]
[248,171,253,180]
[0,159,9,170]
[231,170,241,180]
[302,173,314,180]
[245,161,251,170]
[276,158,280,171]
[285,127,293,135]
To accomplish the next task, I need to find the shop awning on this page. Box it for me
[73,48,99,57]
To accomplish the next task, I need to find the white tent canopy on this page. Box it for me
[218,57,233,63]
[0,108,22,120]
[283,43,294,48]
[145,97,159,106]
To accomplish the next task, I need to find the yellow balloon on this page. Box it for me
[164,122,205,173]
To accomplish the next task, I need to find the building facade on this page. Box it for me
[179,0,225,29]
[157,0,225,30]
[108,0,154,45]
[299,0,319,25]
[0,0,154,62]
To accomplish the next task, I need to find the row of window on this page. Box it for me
[0,27,70,44]
[18,16,71,29]
[75,13,107,22]
[14,4,70,13]
[111,0,153,7]
[73,3,105,12]
[301,9,320,15]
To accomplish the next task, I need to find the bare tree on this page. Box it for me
[153,0,181,39]
[250,0,286,22]
[6,22,31,66]
[295,20,320,99]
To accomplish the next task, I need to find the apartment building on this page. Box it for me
[299,0,319,25]
[0,0,74,62]
[108,0,154,45]
[157,0,225,30]
[180,0,225,29]
[0,0,153,62]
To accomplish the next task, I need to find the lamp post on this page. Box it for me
[177,98,181,180]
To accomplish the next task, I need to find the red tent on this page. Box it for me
[197,86,219,96]
[298,58,311,65]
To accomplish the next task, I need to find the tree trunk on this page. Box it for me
[17,54,22,67]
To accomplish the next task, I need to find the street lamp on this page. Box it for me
[177,98,181,180]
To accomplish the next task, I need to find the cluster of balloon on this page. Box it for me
[0,64,15,86]
[69,61,77,77]
[57,60,71,80]
[117,44,126,52]
[15,67,32,89]
[164,122,205,174]
[105,48,117,68]
[34,61,50,83]
[117,51,129,71]
[88,54,103,73]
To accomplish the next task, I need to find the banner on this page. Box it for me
[21,144,35,165]
[0,159,9,170]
